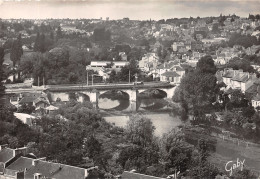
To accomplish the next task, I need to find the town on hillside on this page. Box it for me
[1,3,260,179]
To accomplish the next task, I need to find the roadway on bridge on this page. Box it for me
[5,82,175,94]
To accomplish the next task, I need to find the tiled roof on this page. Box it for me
[0,148,14,163]
[161,71,180,77]
[222,70,234,78]
[172,65,184,71]
[6,157,33,171]
[232,73,248,82]
[121,171,164,179]
[34,97,49,105]
[19,97,37,104]
[25,160,86,179]
[252,94,260,101]
[157,61,179,70]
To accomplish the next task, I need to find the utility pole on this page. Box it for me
[38,76,39,87]
[87,71,89,86]
[43,76,45,87]
[129,70,131,83]
[92,74,94,86]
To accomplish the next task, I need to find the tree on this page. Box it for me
[125,114,155,147]
[242,106,255,118]
[85,135,101,158]
[212,23,220,33]
[10,34,23,81]
[93,28,111,42]
[39,33,46,53]
[157,46,162,58]
[0,47,5,107]
[108,70,117,83]
[160,129,192,173]
[56,26,63,40]
[34,32,40,52]
[117,59,141,82]
[179,71,217,109]
[17,103,35,114]
[196,55,217,74]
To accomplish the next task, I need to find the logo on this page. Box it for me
[225,158,245,176]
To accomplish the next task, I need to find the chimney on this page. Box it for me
[84,169,89,178]
[15,171,24,179]
[32,159,39,166]
[0,144,8,151]
[13,147,28,157]
[33,173,42,179]
[37,157,46,161]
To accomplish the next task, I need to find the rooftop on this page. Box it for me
[25,160,87,179]
[0,148,14,163]
[161,71,180,77]
[6,156,33,171]
[121,171,164,179]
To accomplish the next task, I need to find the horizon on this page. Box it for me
[0,1,260,20]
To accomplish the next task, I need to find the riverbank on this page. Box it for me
[99,108,176,117]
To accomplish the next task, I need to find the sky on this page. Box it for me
[0,0,259,20]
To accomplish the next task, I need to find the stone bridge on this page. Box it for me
[45,83,176,111]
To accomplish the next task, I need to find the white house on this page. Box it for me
[139,53,159,72]
[252,85,260,109]
[160,64,185,85]
[87,61,129,69]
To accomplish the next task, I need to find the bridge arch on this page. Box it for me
[98,89,131,110]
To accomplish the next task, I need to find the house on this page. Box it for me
[121,171,164,179]
[222,68,258,93]
[87,61,129,69]
[0,146,28,174]
[160,64,185,84]
[3,156,36,178]
[45,105,59,115]
[1,156,99,179]
[172,42,184,52]
[14,113,35,126]
[139,53,159,72]
[34,97,49,110]
[18,93,50,109]
[252,85,260,109]
[160,71,181,84]
[213,53,231,65]
[24,159,97,179]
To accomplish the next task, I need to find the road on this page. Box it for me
[5,82,175,94]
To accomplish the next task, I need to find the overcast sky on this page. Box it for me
[0,0,259,20]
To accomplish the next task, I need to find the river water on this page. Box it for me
[104,113,182,136]
[100,92,183,136]
[100,93,260,173]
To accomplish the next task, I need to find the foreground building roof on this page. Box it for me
[121,171,164,179]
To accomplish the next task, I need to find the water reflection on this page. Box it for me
[98,90,168,111]
[104,113,182,136]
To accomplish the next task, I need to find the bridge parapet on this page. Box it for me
[45,83,175,92]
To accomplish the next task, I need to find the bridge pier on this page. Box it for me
[161,87,176,99]
[51,92,70,102]
[81,91,99,109]
[123,89,138,111]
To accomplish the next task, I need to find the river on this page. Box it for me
[104,113,182,136]
[99,93,260,173]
